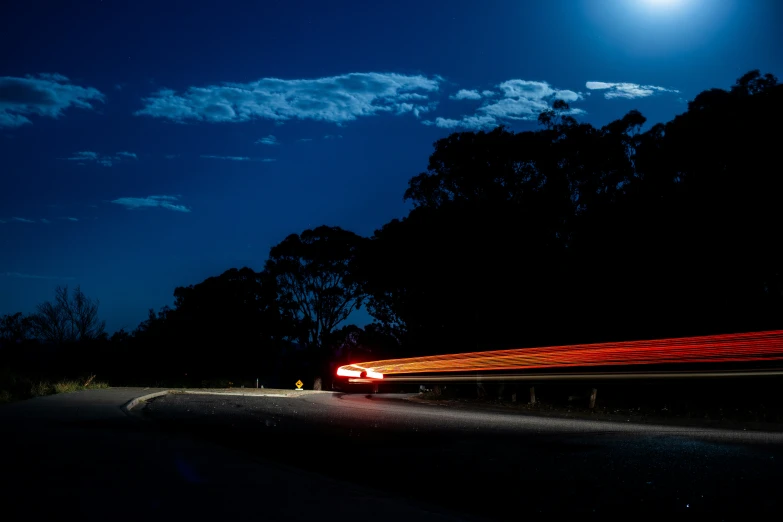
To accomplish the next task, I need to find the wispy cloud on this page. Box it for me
[200,154,276,162]
[11,217,35,223]
[65,150,137,167]
[64,217,79,222]
[68,151,98,161]
[323,134,343,140]
[424,79,584,130]
[424,115,499,130]
[0,73,104,128]
[2,272,75,281]
[450,89,482,101]
[110,195,191,213]
[297,138,313,142]
[585,81,679,99]
[200,155,250,161]
[40,218,51,224]
[135,72,441,125]
[255,135,278,146]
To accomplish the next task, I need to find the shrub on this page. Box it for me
[30,381,53,397]
[53,380,82,394]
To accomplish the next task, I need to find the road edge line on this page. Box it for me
[121,390,171,414]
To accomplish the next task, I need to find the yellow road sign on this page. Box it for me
[295,380,303,389]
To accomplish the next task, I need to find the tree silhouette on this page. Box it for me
[29,286,105,344]
[266,226,366,385]
[266,226,367,350]
[0,312,33,344]
[129,267,294,384]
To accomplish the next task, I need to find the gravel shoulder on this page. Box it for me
[405,394,783,432]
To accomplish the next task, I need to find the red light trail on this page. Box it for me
[336,330,783,380]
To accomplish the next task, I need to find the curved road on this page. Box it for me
[3,388,783,519]
[143,391,783,518]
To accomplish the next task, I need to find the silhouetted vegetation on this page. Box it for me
[1,70,781,399]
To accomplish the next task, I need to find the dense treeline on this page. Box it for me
[363,70,783,353]
[2,70,781,394]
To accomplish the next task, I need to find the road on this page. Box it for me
[3,389,783,519]
[141,391,783,518]
[0,389,471,521]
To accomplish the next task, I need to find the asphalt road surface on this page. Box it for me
[4,389,783,519]
[141,391,783,518]
[0,389,468,521]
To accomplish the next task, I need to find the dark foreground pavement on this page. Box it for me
[141,391,783,518]
[0,389,472,521]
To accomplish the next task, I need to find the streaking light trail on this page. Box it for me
[336,330,783,380]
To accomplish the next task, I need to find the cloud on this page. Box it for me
[255,135,278,146]
[424,115,498,130]
[398,93,429,101]
[553,90,582,102]
[68,151,98,161]
[585,81,679,99]
[424,79,585,130]
[297,138,313,142]
[200,154,277,162]
[2,272,75,280]
[11,217,35,223]
[40,218,51,224]
[164,154,179,159]
[0,73,104,128]
[200,155,250,161]
[450,89,483,101]
[135,72,441,125]
[65,217,78,222]
[110,195,191,213]
[481,90,497,97]
[65,150,137,167]
[323,134,343,139]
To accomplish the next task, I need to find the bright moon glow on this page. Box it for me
[641,0,684,9]
[634,0,690,17]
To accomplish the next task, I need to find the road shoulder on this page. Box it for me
[405,394,783,433]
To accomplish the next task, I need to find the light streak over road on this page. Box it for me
[337,330,783,380]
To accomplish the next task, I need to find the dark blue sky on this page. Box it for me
[1,0,781,333]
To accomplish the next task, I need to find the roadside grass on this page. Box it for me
[0,374,111,403]
[50,378,111,395]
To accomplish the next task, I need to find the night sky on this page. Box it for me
[1,0,781,333]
